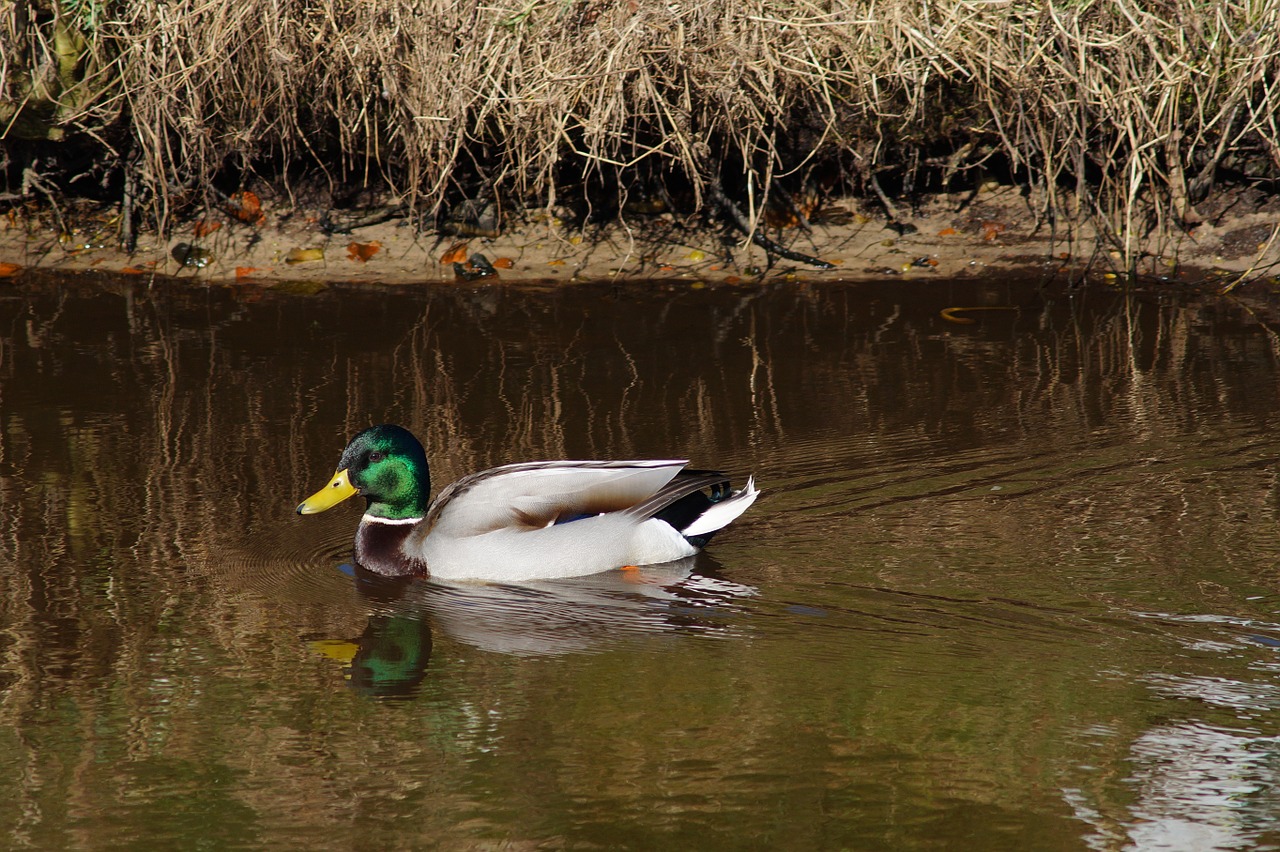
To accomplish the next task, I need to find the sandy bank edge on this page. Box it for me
[3,187,1278,290]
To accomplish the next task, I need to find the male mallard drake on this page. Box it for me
[296,424,759,582]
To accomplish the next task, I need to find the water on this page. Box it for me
[3,273,1280,849]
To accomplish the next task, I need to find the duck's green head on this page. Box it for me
[296,424,431,521]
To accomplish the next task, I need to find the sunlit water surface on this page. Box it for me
[3,273,1280,849]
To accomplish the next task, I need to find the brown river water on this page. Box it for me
[3,273,1280,849]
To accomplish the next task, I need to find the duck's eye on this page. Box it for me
[368,451,386,463]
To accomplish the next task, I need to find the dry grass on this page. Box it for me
[3,0,1279,262]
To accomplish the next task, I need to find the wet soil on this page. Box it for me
[2,184,1278,289]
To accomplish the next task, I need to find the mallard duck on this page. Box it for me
[296,424,759,582]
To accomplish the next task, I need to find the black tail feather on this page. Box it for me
[649,470,733,548]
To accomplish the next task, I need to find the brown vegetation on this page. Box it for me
[2,0,1279,269]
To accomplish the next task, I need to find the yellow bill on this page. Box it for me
[296,468,357,514]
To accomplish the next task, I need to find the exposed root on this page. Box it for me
[708,180,833,270]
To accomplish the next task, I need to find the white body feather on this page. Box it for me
[405,461,759,582]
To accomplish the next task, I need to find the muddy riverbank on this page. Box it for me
[3,183,1278,289]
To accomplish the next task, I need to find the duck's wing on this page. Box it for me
[424,460,688,538]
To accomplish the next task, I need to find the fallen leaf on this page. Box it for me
[938,227,957,236]
[119,267,148,275]
[941,305,1018,323]
[228,191,264,224]
[439,242,468,264]
[491,257,514,269]
[687,249,705,261]
[235,266,263,278]
[0,262,22,277]
[194,219,222,237]
[285,247,324,264]
[546,259,565,266]
[346,241,382,262]
[941,307,978,325]
[763,210,799,229]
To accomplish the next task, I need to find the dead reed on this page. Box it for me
[3,0,1279,259]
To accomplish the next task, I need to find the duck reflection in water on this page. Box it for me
[321,556,757,698]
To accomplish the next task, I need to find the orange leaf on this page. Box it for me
[938,227,957,236]
[228,191,264,224]
[491,257,514,269]
[193,219,222,237]
[439,242,468,264]
[346,241,382,262]
[763,210,799,229]
[0,262,22,278]
[235,266,263,278]
[981,220,1007,241]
